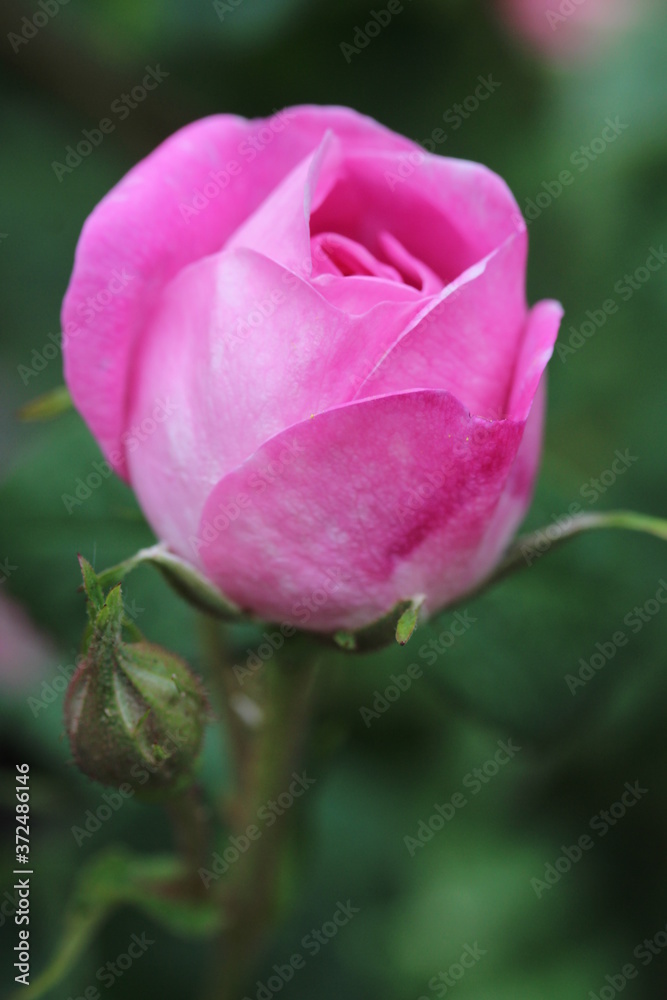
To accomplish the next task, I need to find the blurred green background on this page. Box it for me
[1,0,666,997]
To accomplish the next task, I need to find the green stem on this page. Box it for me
[164,785,211,896]
[204,623,319,999]
[467,509,667,600]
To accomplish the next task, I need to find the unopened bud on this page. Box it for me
[64,559,208,796]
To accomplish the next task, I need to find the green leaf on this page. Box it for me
[12,849,224,1000]
[18,384,72,422]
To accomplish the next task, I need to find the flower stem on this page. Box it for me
[164,785,212,896]
[203,621,319,999]
[465,509,667,601]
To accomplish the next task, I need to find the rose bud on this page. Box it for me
[65,571,207,795]
[62,105,562,635]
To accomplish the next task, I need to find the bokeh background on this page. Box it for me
[1,1,667,997]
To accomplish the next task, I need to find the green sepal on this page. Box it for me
[96,543,242,621]
[333,630,357,651]
[395,597,424,645]
[323,598,416,654]
[78,554,105,620]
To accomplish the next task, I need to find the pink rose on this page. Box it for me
[62,105,561,633]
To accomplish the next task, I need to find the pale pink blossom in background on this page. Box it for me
[0,592,53,690]
[497,0,643,60]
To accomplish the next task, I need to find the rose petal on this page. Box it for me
[224,131,341,274]
[125,249,426,553]
[197,390,528,631]
[468,378,546,583]
[311,149,523,289]
[62,106,419,479]
[508,298,563,421]
[351,232,529,419]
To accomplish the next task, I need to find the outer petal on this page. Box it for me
[508,299,563,420]
[459,301,563,590]
[352,233,528,419]
[125,250,426,554]
[196,391,528,632]
[466,378,546,587]
[62,106,419,479]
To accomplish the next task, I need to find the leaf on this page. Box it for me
[17,385,72,422]
[12,849,224,1000]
